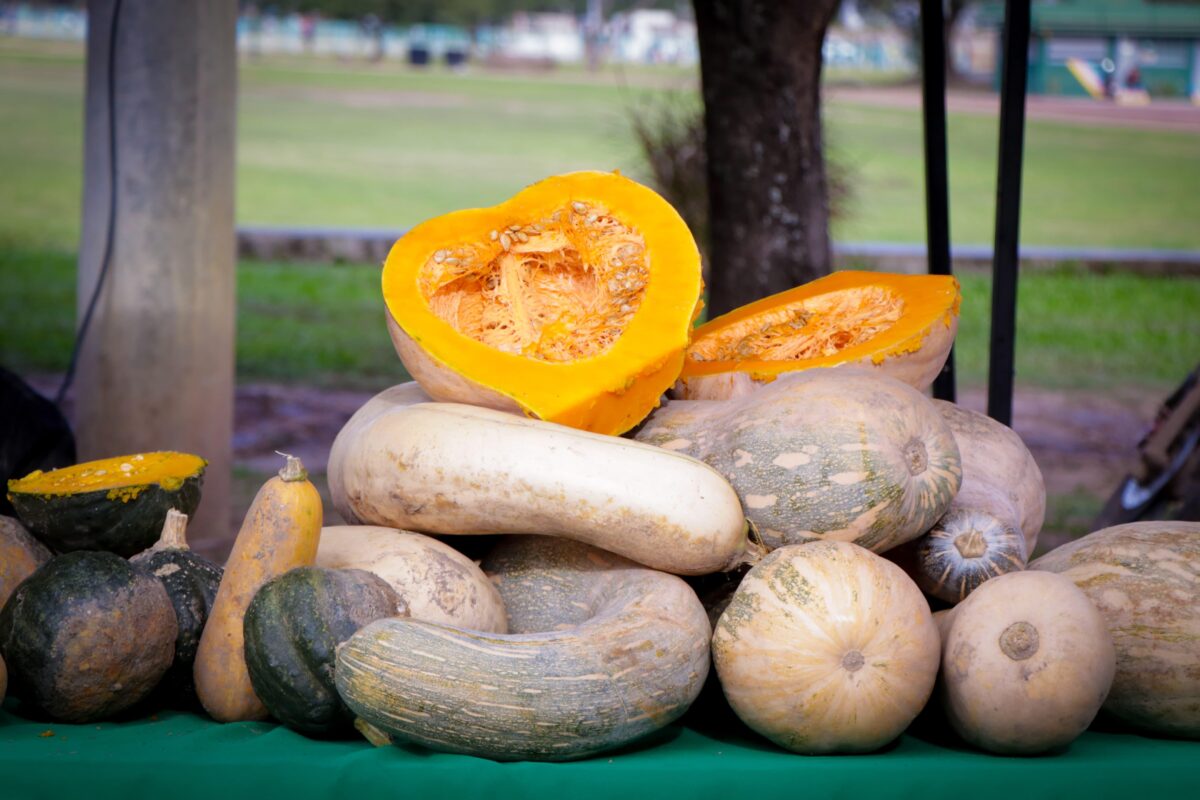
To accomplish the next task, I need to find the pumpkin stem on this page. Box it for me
[727,520,767,571]
[276,452,308,483]
[153,508,190,551]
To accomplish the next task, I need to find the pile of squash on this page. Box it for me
[2,171,1198,762]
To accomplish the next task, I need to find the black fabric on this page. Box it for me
[0,367,75,515]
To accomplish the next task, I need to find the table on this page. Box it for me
[2,700,1198,799]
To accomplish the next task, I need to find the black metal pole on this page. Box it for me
[987,0,1031,426]
[920,0,955,403]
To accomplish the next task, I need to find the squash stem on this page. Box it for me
[155,508,190,550]
[277,453,308,483]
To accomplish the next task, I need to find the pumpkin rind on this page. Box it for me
[1029,521,1200,738]
[195,455,323,723]
[635,370,962,553]
[7,451,205,557]
[712,541,940,754]
[328,399,748,575]
[129,510,222,705]
[381,170,704,435]
[316,526,507,633]
[0,551,177,722]
[1,515,51,611]
[244,566,406,737]
[940,571,1115,754]
[336,535,711,761]
[909,504,1027,604]
[675,271,960,399]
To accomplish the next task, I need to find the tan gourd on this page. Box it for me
[194,455,322,722]
[316,526,507,633]
[712,541,940,754]
[940,571,1115,754]
[0,515,51,610]
[327,399,749,575]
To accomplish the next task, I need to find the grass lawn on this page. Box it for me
[1,39,1197,392]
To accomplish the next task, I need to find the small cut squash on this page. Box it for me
[0,551,177,722]
[675,271,960,400]
[7,451,205,556]
[244,566,407,737]
[129,509,223,705]
[1,515,51,611]
[194,455,322,723]
[382,170,704,435]
[337,536,711,761]
[712,541,940,754]
[635,370,961,553]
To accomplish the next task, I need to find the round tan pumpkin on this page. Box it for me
[316,525,507,633]
[940,570,1115,754]
[1,515,51,611]
[712,541,940,754]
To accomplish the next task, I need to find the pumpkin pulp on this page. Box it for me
[680,271,960,388]
[8,452,207,500]
[383,171,703,435]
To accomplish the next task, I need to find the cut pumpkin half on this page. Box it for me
[382,171,703,435]
[674,271,960,400]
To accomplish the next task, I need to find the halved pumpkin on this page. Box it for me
[675,271,960,400]
[382,170,703,435]
[7,452,205,556]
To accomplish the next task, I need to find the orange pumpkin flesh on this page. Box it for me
[382,171,703,435]
[675,271,960,400]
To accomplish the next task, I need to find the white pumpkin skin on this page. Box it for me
[712,541,940,754]
[327,400,748,575]
[636,370,961,554]
[316,526,507,633]
[940,571,1115,754]
[1030,521,1200,738]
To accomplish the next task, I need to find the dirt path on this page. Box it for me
[828,86,1200,134]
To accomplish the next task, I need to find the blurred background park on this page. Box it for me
[0,0,1198,557]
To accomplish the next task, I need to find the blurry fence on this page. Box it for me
[236,225,1200,276]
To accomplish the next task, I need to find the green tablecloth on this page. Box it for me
[2,700,1197,799]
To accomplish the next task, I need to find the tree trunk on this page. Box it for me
[946,0,966,84]
[694,0,840,317]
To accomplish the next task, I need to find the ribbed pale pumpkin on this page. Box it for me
[336,536,711,761]
[1030,521,1200,738]
[674,271,960,400]
[382,170,703,435]
[635,370,961,553]
[713,541,940,754]
[895,401,1044,604]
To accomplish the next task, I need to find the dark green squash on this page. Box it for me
[1,515,51,612]
[243,566,406,737]
[7,451,205,557]
[0,550,177,722]
[129,509,222,705]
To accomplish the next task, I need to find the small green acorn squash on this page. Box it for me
[243,566,407,737]
[0,550,177,722]
[130,509,222,705]
[7,451,205,556]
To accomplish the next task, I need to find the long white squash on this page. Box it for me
[328,396,748,575]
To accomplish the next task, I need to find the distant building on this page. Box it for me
[978,0,1200,101]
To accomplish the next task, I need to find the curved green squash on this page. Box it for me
[244,566,406,737]
[1,515,51,611]
[635,370,962,553]
[1030,521,1200,738]
[129,510,222,705]
[336,536,711,761]
[7,452,205,556]
[0,551,177,722]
